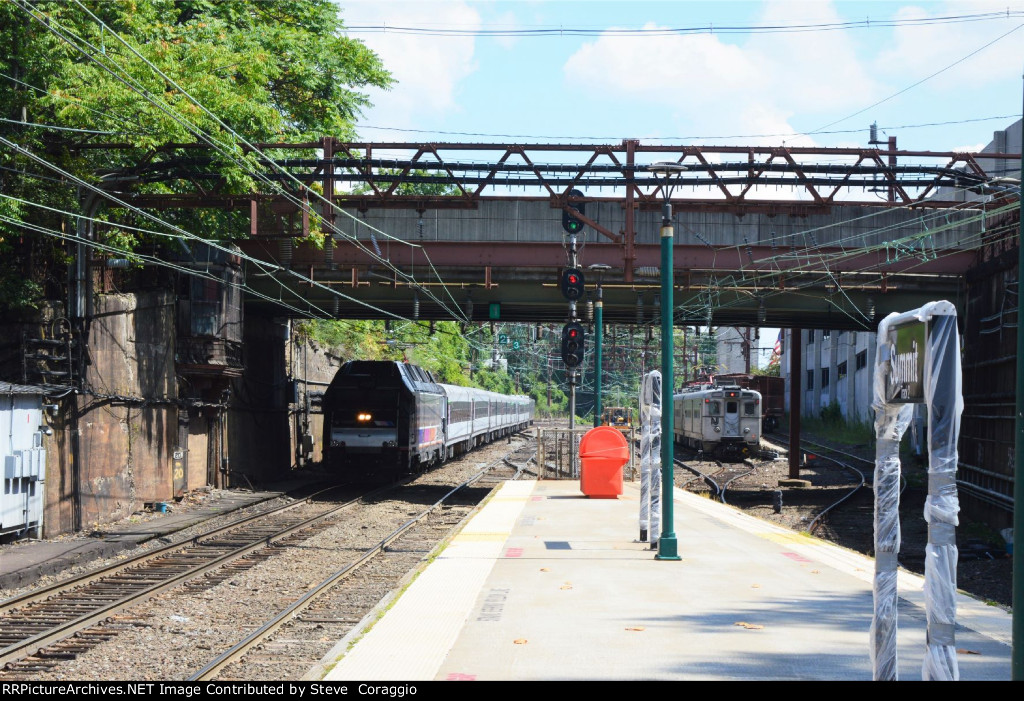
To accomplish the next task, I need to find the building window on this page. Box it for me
[821,367,830,388]
[806,369,814,390]
[855,350,867,371]
[806,330,814,346]
[822,329,831,340]
[838,361,848,379]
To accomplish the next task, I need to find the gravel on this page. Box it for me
[0,436,530,681]
[677,434,1013,610]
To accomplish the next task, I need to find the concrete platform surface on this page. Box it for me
[316,479,1012,682]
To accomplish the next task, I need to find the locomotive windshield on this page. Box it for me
[726,401,738,414]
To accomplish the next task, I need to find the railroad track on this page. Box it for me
[763,435,874,540]
[0,484,373,674]
[191,447,532,681]
[0,437,535,680]
[674,455,759,505]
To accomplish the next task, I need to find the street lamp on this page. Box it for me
[648,161,686,561]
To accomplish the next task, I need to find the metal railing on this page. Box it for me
[535,427,637,480]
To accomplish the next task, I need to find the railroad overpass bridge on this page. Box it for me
[128,140,1020,330]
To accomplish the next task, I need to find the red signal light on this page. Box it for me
[559,267,585,300]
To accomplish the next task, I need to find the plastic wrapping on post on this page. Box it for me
[870,408,911,681]
[639,378,651,538]
[869,301,963,682]
[870,311,914,681]
[921,309,962,682]
[639,372,662,547]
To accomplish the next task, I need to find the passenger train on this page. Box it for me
[673,383,762,461]
[322,360,534,480]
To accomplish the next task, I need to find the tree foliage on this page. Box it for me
[0,0,392,312]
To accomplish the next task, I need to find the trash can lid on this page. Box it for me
[579,425,629,458]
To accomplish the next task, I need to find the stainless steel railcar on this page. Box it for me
[673,384,762,461]
[323,360,533,480]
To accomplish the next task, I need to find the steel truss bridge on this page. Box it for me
[117,139,1021,330]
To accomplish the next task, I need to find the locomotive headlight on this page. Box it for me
[357,413,372,422]
[744,427,750,434]
[714,427,721,433]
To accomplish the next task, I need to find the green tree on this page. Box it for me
[0,0,392,311]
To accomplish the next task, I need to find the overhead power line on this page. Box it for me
[8,0,468,323]
[355,113,1024,143]
[343,10,1024,37]
[805,21,1024,135]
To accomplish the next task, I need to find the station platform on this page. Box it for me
[311,479,1013,682]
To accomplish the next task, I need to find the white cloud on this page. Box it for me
[952,142,987,153]
[338,1,481,129]
[562,1,881,145]
[874,1,1024,89]
[491,10,521,50]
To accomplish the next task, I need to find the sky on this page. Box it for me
[337,0,1024,152]
[333,0,1024,366]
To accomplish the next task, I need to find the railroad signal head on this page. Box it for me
[561,322,585,367]
[562,188,585,235]
[560,267,585,300]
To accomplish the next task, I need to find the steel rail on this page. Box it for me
[0,484,334,615]
[0,483,401,669]
[767,435,874,535]
[719,460,760,506]
[674,457,723,497]
[188,449,529,681]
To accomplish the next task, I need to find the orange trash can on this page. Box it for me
[579,426,629,498]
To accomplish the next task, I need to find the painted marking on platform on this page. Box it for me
[504,547,524,558]
[475,587,511,622]
[445,673,477,681]
[518,516,537,526]
[545,541,572,550]
[782,552,813,563]
[531,496,544,501]
[758,531,816,545]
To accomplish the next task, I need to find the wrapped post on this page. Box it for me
[870,393,913,680]
[921,309,962,681]
[639,371,662,546]
[869,301,962,681]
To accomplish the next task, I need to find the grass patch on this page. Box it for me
[795,412,874,447]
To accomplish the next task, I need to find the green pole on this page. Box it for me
[1013,79,1024,680]
[594,287,603,428]
[657,201,680,560]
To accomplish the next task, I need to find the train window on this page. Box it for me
[707,402,721,415]
[744,402,756,416]
[726,401,738,414]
